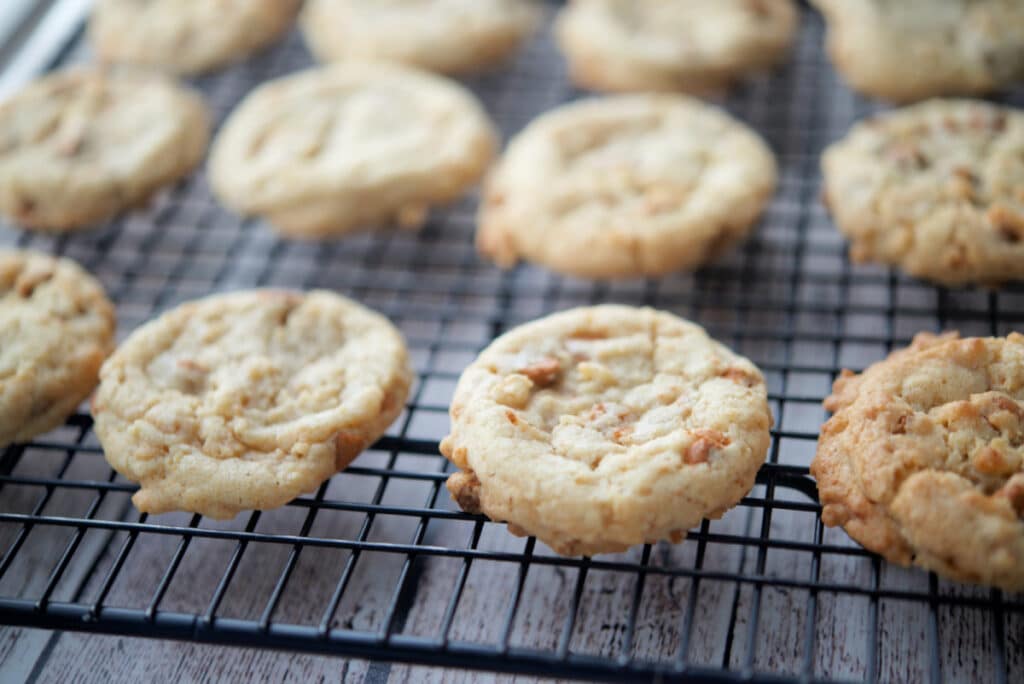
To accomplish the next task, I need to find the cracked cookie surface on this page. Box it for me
[0,250,115,447]
[209,62,497,238]
[812,332,1024,591]
[0,67,209,232]
[441,305,772,556]
[93,290,412,519]
[811,0,1024,102]
[822,99,1024,287]
[301,0,541,75]
[91,0,301,75]
[556,0,797,94]
[477,94,776,279]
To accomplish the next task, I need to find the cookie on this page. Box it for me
[812,332,1024,592]
[811,0,1024,102]
[556,0,798,94]
[821,99,1024,287]
[0,67,209,232]
[92,290,412,519]
[441,305,772,556]
[90,0,301,75]
[0,250,115,448]
[209,62,497,238]
[477,94,777,279]
[300,0,541,75]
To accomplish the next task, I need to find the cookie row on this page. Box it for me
[4,64,1021,287]
[90,0,540,78]
[90,1,1024,104]
[558,0,1024,103]
[3,250,1021,592]
[0,59,779,279]
[0,250,412,517]
[3,0,1023,285]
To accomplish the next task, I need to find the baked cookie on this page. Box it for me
[556,0,798,94]
[441,305,772,556]
[477,95,777,279]
[300,0,541,75]
[0,250,115,448]
[209,62,497,238]
[812,332,1024,592]
[93,290,412,519]
[811,0,1024,102]
[821,99,1024,287]
[90,0,301,75]
[0,67,209,232]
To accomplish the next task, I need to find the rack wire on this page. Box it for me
[2,4,1023,682]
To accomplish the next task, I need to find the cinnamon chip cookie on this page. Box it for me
[811,0,1024,102]
[441,305,772,556]
[813,332,1024,592]
[0,67,209,231]
[477,95,777,279]
[209,63,497,238]
[91,0,301,75]
[93,290,412,519]
[822,99,1024,287]
[556,0,798,94]
[300,0,541,75]
[0,250,115,448]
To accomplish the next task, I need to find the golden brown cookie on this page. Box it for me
[0,67,209,231]
[811,0,1024,102]
[93,290,412,519]
[441,305,772,556]
[556,0,798,94]
[821,99,1024,287]
[0,250,115,447]
[90,0,301,75]
[813,332,1024,592]
[477,94,777,279]
[209,62,497,238]
[300,0,541,75]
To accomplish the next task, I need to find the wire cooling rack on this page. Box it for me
[2,4,1024,682]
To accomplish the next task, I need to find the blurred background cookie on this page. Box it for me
[300,0,542,75]
[811,0,1024,102]
[478,94,777,279]
[821,99,1024,287]
[0,250,114,448]
[0,67,209,231]
[208,62,497,238]
[556,0,798,94]
[90,0,302,76]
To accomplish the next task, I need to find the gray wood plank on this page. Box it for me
[35,636,370,684]
[0,627,52,683]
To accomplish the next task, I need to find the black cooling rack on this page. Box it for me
[2,5,1024,683]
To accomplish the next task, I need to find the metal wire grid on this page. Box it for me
[1,5,1023,682]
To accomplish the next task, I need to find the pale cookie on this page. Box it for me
[821,99,1024,287]
[209,62,498,238]
[477,95,777,279]
[812,332,1024,592]
[0,67,210,232]
[90,0,301,75]
[0,250,115,448]
[441,305,772,556]
[93,290,412,519]
[556,0,798,94]
[300,0,541,75]
[811,0,1024,102]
